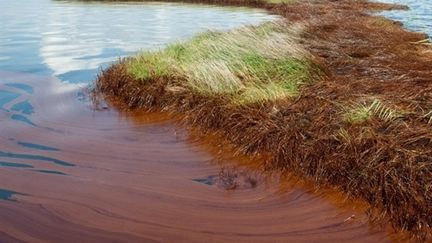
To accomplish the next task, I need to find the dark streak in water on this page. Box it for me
[18,142,60,151]
[0,161,34,168]
[35,170,67,176]
[11,114,36,126]
[0,189,26,201]
[193,176,216,186]
[0,151,75,167]
[11,100,34,115]
[4,83,34,94]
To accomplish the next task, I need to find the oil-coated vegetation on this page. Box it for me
[95,0,432,240]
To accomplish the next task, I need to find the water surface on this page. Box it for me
[376,0,432,38]
[0,71,391,242]
[0,0,277,83]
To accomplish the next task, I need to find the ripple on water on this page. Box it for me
[0,151,75,167]
[11,100,34,115]
[17,141,60,151]
[0,189,26,201]
[0,90,20,110]
[10,114,36,127]
[0,161,34,169]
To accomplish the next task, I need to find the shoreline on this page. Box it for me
[95,0,432,240]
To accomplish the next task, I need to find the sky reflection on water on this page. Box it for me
[0,0,277,83]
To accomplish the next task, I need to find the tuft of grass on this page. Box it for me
[344,99,404,124]
[336,128,352,144]
[126,21,321,104]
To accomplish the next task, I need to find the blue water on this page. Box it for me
[0,0,277,84]
[0,189,26,201]
[0,161,34,169]
[377,0,431,39]
[11,100,34,115]
[0,90,20,110]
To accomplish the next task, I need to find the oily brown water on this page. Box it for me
[0,71,396,242]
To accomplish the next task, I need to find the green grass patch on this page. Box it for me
[344,99,404,124]
[127,21,321,104]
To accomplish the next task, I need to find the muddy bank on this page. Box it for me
[96,0,432,240]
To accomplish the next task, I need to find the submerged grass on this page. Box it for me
[127,21,319,104]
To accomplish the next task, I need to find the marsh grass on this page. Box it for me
[127,21,320,104]
[96,0,432,239]
[344,99,404,124]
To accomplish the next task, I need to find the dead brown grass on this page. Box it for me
[95,0,432,240]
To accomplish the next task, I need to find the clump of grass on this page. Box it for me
[336,128,352,144]
[126,21,321,105]
[344,99,404,124]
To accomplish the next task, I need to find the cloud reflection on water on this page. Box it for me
[0,0,277,83]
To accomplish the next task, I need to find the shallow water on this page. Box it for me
[0,0,394,242]
[376,0,432,39]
